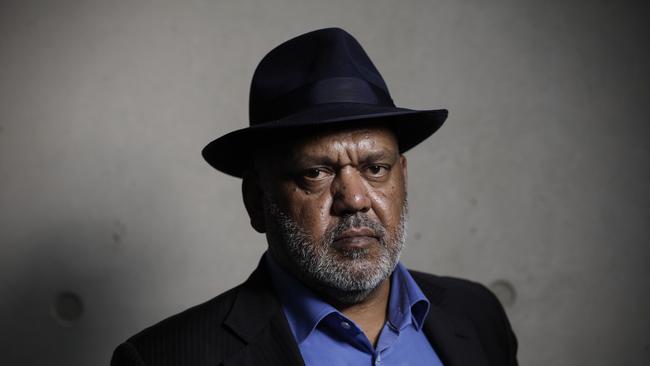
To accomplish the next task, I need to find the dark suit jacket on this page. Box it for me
[111,259,518,366]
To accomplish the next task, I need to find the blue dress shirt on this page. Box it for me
[265,254,444,366]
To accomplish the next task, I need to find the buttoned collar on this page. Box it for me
[265,252,430,344]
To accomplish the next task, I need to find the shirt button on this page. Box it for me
[340,321,351,330]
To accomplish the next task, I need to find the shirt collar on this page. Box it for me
[387,262,430,331]
[265,253,338,343]
[265,253,431,344]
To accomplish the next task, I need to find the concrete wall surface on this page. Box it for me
[1,0,648,365]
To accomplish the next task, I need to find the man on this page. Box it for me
[111,27,518,366]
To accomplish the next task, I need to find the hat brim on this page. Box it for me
[202,103,448,178]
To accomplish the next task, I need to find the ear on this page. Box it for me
[400,154,408,188]
[242,171,266,233]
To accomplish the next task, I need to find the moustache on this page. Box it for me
[324,213,387,245]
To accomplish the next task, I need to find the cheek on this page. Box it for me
[290,193,334,238]
[369,180,406,226]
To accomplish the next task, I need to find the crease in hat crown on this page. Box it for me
[249,27,395,124]
[202,27,448,178]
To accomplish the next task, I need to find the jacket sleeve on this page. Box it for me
[452,279,519,365]
[111,342,147,366]
[479,283,519,366]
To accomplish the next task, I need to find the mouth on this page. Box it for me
[332,228,379,249]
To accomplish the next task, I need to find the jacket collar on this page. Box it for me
[413,272,490,366]
[222,258,305,366]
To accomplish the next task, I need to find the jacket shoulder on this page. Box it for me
[409,270,499,309]
[409,270,519,366]
[111,285,244,366]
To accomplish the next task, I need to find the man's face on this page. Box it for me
[254,126,408,304]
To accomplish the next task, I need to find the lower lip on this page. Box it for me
[332,236,378,249]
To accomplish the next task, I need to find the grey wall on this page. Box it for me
[1,0,648,365]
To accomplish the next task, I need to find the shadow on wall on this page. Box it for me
[0,223,142,366]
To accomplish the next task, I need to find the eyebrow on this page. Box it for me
[290,150,397,167]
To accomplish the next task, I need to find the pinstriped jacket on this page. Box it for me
[111,258,518,366]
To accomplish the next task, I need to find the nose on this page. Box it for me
[331,167,371,215]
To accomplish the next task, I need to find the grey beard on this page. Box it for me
[265,201,408,305]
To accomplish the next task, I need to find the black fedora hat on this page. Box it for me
[202,27,448,177]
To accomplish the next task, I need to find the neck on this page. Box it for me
[330,278,391,347]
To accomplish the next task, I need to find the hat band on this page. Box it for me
[255,77,394,123]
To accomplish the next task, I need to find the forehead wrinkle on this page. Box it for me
[282,126,399,167]
[296,139,396,167]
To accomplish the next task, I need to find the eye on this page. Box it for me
[365,164,389,177]
[302,168,329,180]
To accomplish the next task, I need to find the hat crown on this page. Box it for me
[249,28,394,124]
[202,27,448,178]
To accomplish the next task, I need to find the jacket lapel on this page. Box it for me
[423,305,488,366]
[414,275,490,366]
[221,260,305,366]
